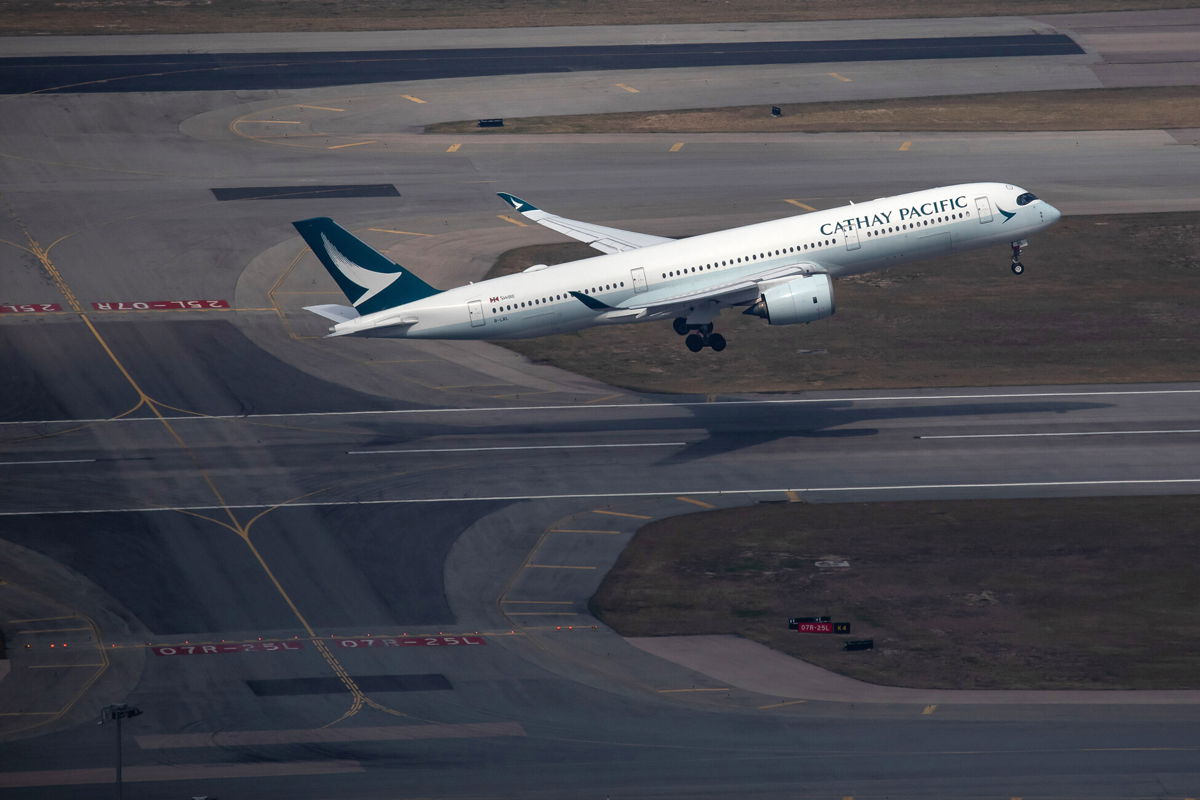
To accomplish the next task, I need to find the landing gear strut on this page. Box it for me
[1010,239,1028,275]
[674,318,726,352]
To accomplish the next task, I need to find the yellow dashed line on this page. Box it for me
[785,199,817,211]
[922,704,937,715]
[899,140,913,151]
[328,140,376,150]
[786,490,804,503]
[669,142,685,152]
[498,215,527,227]
[367,229,431,237]
[446,143,462,153]
[593,509,652,519]
[297,104,344,112]
[676,496,716,509]
[614,83,640,93]
[401,94,427,104]
[550,529,622,535]
[827,72,852,82]
[758,699,808,710]
[526,564,596,570]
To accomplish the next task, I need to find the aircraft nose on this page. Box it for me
[1043,202,1062,224]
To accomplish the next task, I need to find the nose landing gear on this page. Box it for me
[674,318,727,352]
[1010,239,1028,275]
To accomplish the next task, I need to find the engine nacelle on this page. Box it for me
[743,274,835,325]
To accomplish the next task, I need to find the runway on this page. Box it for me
[1,8,1199,799]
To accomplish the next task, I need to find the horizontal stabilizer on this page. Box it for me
[303,304,359,323]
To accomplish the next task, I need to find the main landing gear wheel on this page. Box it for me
[685,333,705,352]
[1011,262,1025,275]
[672,317,689,336]
[708,333,727,351]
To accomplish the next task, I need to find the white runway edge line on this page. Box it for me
[348,442,687,455]
[920,429,1200,440]
[3,478,1200,517]
[3,387,1199,426]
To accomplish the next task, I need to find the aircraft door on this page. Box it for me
[631,267,648,293]
[844,226,861,251]
[467,299,486,327]
[975,196,994,223]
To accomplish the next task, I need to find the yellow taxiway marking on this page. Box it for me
[498,214,528,227]
[786,490,804,503]
[526,564,596,570]
[922,704,937,715]
[550,529,622,535]
[446,143,462,152]
[898,140,913,151]
[669,142,685,152]
[827,72,853,82]
[758,699,808,710]
[505,612,580,616]
[676,496,716,509]
[29,664,106,669]
[593,509,652,519]
[298,104,344,112]
[239,119,302,124]
[328,140,376,150]
[784,199,817,211]
[367,228,431,237]
[401,94,427,104]
[17,627,90,635]
[8,616,80,624]
[500,600,575,604]
[658,687,729,694]
[583,393,623,404]
[614,83,640,93]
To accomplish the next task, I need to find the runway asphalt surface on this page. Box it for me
[1,9,1199,799]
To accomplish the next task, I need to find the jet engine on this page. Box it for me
[743,274,835,325]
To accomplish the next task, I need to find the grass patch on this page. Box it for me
[592,495,1200,689]
[428,87,1200,135]
[2,0,1195,36]
[485,212,1200,394]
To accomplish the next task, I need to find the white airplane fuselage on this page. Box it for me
[325,182,1060,341]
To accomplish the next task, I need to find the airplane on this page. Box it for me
[292,182,1060,352]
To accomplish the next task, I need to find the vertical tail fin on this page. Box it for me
[292,217,440,315]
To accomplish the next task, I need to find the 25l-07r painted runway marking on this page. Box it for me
[919,429,1200,440]
[347,442,686,455]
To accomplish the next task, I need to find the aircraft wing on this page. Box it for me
[497,193,673,253]
[615,262,827,313]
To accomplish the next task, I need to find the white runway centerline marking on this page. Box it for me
[920,429,1200,440]
[347,442,686,455]
[0,459,96,466]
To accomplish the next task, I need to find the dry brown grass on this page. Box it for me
[487,212,1200,394]
[428,87,1200,135]
[2,0,1196,36]
[593,495,1200,689]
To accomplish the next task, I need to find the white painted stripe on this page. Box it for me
[0,459,95,466]
[921,429,1200,440]
[2,387,1197,426]
[347,442,686,455]
[2,478,1198,517]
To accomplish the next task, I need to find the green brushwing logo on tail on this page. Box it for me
[292,217,440,315]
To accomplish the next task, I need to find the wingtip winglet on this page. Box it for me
[497,192,538,213]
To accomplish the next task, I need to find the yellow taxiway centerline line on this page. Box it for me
[328,140,376,150]
[785,199,817,211]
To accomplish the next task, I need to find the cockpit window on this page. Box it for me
[1016,192,1038,206]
